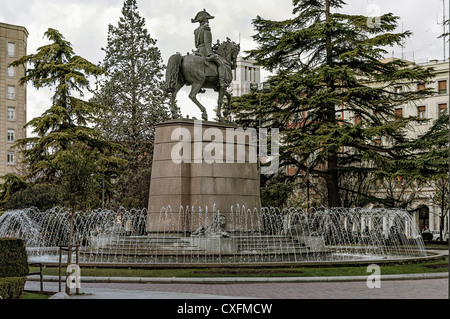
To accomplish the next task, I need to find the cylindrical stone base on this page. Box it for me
[146,119,262,233]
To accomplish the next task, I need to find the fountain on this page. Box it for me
[0,205,430,266]
[0,10,436,269]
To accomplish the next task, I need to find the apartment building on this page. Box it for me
[369,58,449,233]
[0,22,28,178]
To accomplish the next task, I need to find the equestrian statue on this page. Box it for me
[163,9,240,122]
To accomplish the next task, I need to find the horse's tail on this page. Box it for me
[164,53,183,93]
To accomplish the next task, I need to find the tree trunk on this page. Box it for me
[324,0,341,208]
[326,154,341,208]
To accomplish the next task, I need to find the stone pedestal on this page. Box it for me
[146,119,261,233]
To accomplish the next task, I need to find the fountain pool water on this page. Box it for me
[0,205,428,265]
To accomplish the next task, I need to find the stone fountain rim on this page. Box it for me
[28,250,444,269]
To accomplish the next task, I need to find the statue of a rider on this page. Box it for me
[191,9,228,89]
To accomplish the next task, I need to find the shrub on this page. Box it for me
[3,183,63,211]
[421,232,433,241]
[0,277,27,299]
[0,238,29,299]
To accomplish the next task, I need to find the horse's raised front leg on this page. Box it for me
[189,83,208,121]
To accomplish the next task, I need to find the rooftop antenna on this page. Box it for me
[401,22,405,60]
[437,0,447,60]
[443,0,447,60]
[238,32,241,57]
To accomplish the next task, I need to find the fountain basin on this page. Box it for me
[1,206,429,266]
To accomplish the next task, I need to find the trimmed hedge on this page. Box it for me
[0,277,27,299]
[0,238,29,299]
[421,232,433,241]
[427,240,449,245]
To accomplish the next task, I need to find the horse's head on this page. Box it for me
[216,40,240,69]
[230,42,240,70]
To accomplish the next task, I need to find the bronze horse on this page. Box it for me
[164,41,240,121]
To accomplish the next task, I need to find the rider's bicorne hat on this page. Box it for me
[191,9,215,23]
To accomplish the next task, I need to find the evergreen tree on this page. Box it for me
[10,28,127,206]
[10,29,128,286]
[232,0,435,207]
[93,0,170,208]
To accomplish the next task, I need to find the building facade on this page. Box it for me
[369,58,449,235]
[0,22,28,178]
[231,56,261,97]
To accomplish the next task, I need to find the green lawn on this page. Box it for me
[20,291,51,299]
[28,256,448,278]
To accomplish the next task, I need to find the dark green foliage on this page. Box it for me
[232,0,435,207]
[260,179,295,208]
[0,175,28,209]
[403,113,449,179]
[0,238,28,299]
[0,277,26,299]
[93,0,170,208]
[0,238,28,277]
[421,232,433,241]
[10,28,128,209]
[3,184,62,211]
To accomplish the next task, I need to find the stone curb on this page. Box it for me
[27,272,448,284]
[48,292,70,299]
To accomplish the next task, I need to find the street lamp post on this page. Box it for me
[306,151,318,213]
[250,82,271,184]
[306,165,310,212]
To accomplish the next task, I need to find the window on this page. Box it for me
[8,66,15,77]
[7,108,15,121]
[438,80,447,94]
[7,152,15,165]
[7,42,15,57]
[7,86,15,99]
[417,83,425,91]
[394,108,403,121]
[417,105,426,120]
[394,86,402,99]
[336,105,344,120]
[7,130,15,143]
[438,103,447,116]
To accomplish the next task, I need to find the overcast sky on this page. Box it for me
[1,0,448,121]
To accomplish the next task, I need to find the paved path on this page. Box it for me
[25,274,448,299]
[25,249,449,299]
